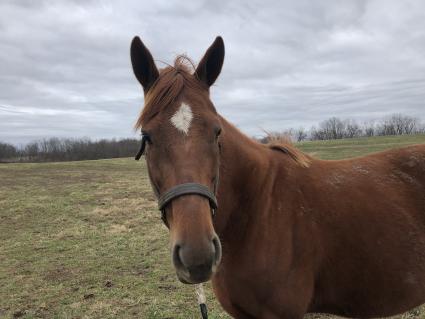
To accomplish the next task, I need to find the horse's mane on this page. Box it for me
[266,135,311,168]
[135,55,203,129]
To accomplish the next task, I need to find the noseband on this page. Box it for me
[158,182,217,226]
[135,136,218,226]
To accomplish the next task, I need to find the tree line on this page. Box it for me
[260,113,425,143]
[0,138,140,162]
[1,113,424,162]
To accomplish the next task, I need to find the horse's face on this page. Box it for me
[130,36,225,284]
[141,99,222,284]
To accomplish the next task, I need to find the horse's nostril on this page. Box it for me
[173,244,184,268]
[212,235,222,265]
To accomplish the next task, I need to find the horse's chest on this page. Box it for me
[212,271,264,317]
[212,258,286,318]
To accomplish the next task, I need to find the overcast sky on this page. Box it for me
[1,0,424,144]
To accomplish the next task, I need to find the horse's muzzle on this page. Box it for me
[172,235,222,284]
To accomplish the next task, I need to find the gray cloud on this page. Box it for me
[0,0,424,144]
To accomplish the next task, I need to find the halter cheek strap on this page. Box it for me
[158,183,218,226]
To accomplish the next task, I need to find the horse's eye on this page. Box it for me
[215,127,222,139]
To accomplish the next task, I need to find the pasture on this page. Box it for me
[1,134,425,318]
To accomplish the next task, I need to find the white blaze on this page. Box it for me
[170,103,193,134]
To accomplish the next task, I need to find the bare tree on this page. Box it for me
[0,142,17,161]
[294,127,308,142]
[345,120,362,138]
[315,117,346,140]
[362,120,376,137]
[377,114,421,136]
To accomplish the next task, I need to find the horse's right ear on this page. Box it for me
[130,36,159,94]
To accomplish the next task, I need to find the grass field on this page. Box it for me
[1,134,425,319]
[296,134,425,160]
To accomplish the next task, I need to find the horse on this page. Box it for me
[130,36,425,319]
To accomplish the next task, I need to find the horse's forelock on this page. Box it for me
[135,55,199,129]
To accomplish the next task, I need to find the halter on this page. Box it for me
[135,136,218,226]
[158,182,217,226]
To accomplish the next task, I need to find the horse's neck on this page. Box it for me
[215,116,277,240]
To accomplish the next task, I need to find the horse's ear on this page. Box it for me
[195,36,225,88]
[130,36,159,94]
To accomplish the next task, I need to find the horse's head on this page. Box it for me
[130,36,224,284]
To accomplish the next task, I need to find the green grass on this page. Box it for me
[1,135,425,318]
[297,134,425,160]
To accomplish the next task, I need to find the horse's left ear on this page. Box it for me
[195,36,225,88]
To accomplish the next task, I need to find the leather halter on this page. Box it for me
[135,136,218,226]
[158,182,217,226]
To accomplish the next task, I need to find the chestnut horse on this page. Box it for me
[130,36,425,318]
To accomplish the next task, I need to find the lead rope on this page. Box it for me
[196,284,208,319]
[195,170,218,319]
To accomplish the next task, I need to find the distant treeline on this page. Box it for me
[0,138,140,162]
[259,113,425,143]
[1,113,424,163]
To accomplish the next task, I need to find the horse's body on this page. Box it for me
[129,36,425,318]
[213,117,425,318]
